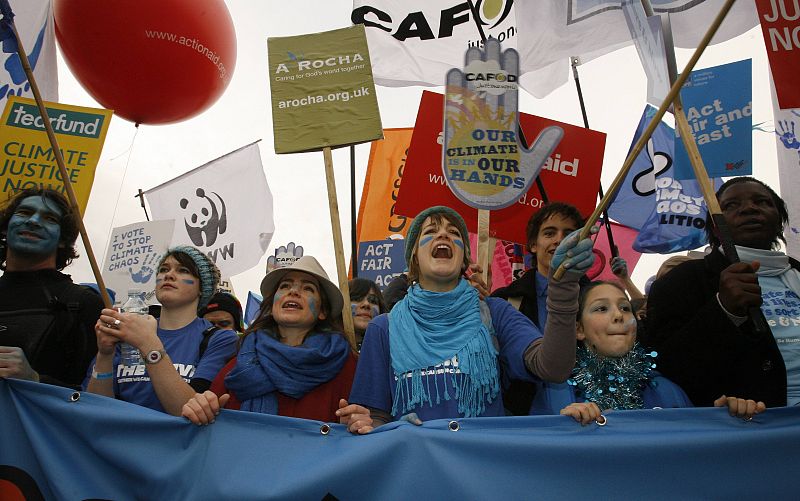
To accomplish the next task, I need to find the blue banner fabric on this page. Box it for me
[244,291,262,328]
[1,380,799,500]
[609,106,718,253]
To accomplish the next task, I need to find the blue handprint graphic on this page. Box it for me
[129,253,160,284]
[776,119,800,152]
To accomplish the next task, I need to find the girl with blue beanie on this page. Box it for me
[85,246,238,415]
[343,206,595,429]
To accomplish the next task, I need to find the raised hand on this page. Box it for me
[443,38,563,210]
[550,227,597,281]
[267,242,304,270]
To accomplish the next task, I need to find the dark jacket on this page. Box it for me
[642,250,793,407]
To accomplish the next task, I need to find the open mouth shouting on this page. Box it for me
[432,242,454,259]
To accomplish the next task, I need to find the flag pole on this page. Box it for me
[323,146,357,350]
[0,1,112,307]
[553,0,737,280]
[350,145,358,278]
[570,56,619,258]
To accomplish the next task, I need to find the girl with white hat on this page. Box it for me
[181,256,360,425]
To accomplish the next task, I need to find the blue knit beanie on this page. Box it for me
[164,246,220,308]
[404,206,470,267]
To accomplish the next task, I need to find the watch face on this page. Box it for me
[145,350,163,364]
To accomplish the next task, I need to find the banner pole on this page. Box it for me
[135,189,150,221]
[553,0,737,280]
[571,56,618,258]
[323,147,357,350]
[3,8,112,308]
[477,209,490,284]
[350,145,358,278]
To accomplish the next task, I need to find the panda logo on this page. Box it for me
[179,188,227,247]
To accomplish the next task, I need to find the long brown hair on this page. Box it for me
[242,272,349,350]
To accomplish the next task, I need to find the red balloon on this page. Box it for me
[54,0,237,125]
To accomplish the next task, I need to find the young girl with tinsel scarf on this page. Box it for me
[529,239,767,425]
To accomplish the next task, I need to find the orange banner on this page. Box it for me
[356,128,414,243]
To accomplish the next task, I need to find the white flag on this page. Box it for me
[352,0,516,88]
[145,142,275,277]
[516,0,759,98]
[770,77,800,260]
[0,0,58,108]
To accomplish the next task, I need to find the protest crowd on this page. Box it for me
[1,0,800,498]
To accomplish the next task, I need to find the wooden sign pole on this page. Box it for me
[323,147,357,350]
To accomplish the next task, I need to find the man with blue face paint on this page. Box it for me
[0,188,103,389]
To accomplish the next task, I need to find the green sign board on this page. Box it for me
[268,25,383,153]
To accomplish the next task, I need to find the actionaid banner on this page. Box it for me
[396,91,604,244]
[515,0,759,98]
[0,0,58,109]
[756,0,800,110]
[0,96,111,212]
[2,379,800,499]
[145,142,274,278]
[673,59,752,180]
[268,25,382,153]
[351,0,516,88]
[101,220,174,304]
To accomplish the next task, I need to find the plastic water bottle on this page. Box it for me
[119,289,148,367]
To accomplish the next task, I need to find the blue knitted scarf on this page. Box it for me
[224,329,350,415]
[389,279,499,418]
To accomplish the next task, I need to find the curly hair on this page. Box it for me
[0,188,79,271]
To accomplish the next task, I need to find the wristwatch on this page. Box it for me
[143,349,166,365]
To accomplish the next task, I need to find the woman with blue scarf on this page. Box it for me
[345,206,594,427]
[181,256,359,425]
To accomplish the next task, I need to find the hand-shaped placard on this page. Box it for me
[443,38,563,210]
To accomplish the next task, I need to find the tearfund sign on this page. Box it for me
[443,39,563,209]
[268,24,383,153]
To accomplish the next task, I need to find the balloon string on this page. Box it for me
[98,123,141,275]
[108,122,140,160]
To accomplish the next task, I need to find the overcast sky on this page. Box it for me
[54,1,780,300]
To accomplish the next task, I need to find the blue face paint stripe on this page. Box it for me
[181,279,196,285]
[453,238,464,249]
[419,236,433,247]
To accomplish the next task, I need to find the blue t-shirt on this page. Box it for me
[83,317,237,412]
[349,297,541,421]
[759,274,800,406]
[529,373,693,415]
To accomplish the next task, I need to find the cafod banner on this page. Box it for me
[268,24,383,153]
[443,39,563,210]
[0,96,112,212]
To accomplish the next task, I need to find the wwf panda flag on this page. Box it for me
[145,142,275,277]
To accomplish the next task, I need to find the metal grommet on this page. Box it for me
[652,406,663,410]
[320,423,331,435]
[448,420,460,432]
[68,391,81,402]
[595,414,607,426]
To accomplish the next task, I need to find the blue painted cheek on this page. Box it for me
[273,291,285,307]
[181,279,195,285]
[351,303,358,317]
[419,236,433,247]
[453,238,464,249]
[308,297,318,318]
[370,305,380,318]
[156,278,163,284]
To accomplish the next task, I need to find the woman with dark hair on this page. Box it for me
[85,246,238,415]
[531,240,767,424]
[341,206,592,431]
[348,277,386,350]
[182,256,360,425]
